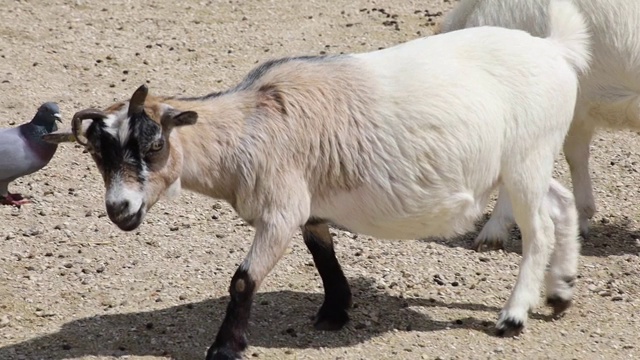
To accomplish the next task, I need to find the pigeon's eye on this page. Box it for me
[149,139,164,153]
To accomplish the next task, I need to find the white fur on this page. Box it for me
[439,0,640,246]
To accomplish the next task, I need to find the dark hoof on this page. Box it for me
[313,306,350,331]
[206,346,242,360]
[546,296,572,318]
[495,318,524,337]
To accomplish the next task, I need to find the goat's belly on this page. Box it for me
[312,187,490,240]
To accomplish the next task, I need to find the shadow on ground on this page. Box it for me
[0,277,551,360]
[425,215,640,257]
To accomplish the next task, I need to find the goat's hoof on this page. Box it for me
[546,296,572,318]
[313,306,350,331]
[578,217,590,241]
[205,346,242,360]
[578,229,589,241]
[473,238,505,252]
[495,317,524,337]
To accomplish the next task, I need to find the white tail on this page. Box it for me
[546,0,592,74]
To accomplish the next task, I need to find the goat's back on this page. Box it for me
[439,0,640,106]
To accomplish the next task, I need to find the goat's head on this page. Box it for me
[44,85,198,231]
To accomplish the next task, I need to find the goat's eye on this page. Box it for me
[149,139,164,152]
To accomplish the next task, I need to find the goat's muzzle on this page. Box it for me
[106,200,146,232]
[71,108,107,145]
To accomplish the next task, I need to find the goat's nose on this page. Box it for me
[106,200,130,218]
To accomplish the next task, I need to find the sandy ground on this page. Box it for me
[1,0,639,359]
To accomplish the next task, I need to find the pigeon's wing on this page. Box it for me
[0,126,45,182]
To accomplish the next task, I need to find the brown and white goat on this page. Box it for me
[44,2,590,358]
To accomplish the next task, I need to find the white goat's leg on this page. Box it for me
[207,216,298,360]
[473,186,514,252]
[563,119,596,239]
[496,177,554,337]
[544,179,581,316]
[302,219,352,330]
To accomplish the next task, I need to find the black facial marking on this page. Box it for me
[302,221,352,331]
[207,267,256,359]
[87,110,166,185]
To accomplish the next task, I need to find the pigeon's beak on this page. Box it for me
[54,113,62,123]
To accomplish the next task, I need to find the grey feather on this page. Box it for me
[0,102,62,197]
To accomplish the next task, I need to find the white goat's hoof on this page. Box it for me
[546,296,573,318]
[578,216,590,240]
[472,231,508,252]
[495,310,526,337]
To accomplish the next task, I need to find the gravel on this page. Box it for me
[1,0,639,359]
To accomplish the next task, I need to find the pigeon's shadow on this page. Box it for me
[0,277,551,360]
[426,214,640,257]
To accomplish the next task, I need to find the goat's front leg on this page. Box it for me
[303,219,352,330]
[473,186,514,252]
[206,219,297,360]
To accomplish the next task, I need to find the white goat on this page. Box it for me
[438,0,640,251]
[44,1,589,359]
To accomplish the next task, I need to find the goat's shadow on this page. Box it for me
[0,276,553,360]
[425,214,640,257]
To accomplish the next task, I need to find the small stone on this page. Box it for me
[479,256,490,262]
[612,295,624,301]
[0,315,10,327]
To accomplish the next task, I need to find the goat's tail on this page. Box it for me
[546,0,592,74]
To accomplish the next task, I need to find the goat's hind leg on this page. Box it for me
[496,175,555,337]
[544,179,581,317]
[303,219,353,330]
[563,118,595,239]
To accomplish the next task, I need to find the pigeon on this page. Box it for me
[0,102,62,206]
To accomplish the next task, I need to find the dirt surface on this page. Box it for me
[1,0,639,359]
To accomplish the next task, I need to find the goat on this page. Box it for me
[44,1,590,359]
[437,0,640,251]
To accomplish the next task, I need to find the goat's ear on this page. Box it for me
[41,129,77,144]
[160,108,198,131]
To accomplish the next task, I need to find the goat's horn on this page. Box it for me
[71,108,106,146]
[128,84,149,117]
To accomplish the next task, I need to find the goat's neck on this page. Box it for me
[168,93,253,204]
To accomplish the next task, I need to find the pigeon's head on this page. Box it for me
[41,85,197,232]
[33,102,62,131]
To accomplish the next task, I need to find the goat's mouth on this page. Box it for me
[109,205,146,231]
